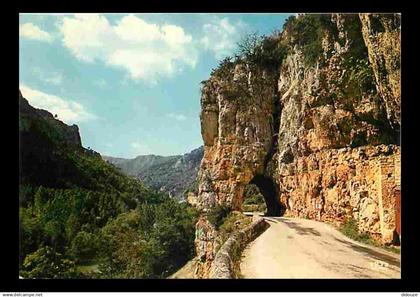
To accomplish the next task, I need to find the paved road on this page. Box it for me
[240,217,400,278]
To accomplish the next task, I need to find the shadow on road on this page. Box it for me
[280,219,321,237]
[333,237,400,267]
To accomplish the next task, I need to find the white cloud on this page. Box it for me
[59,14,198,83]
[131,141,153,156]
[200,17,248,59]
[20,23,53,42]
[20,85,96,124]
[31,67,63,85]
[167,113,186,121]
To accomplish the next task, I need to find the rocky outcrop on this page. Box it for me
[195,13,401,277]
[194,216,218,278]
[198,59,279,211]
[19,90,82,147]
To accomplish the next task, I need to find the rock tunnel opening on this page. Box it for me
[245,175,285,217]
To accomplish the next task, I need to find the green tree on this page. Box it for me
[70,231,99,263]
[21,246,78,279]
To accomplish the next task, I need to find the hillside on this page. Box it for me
[19,91,198,279]
[103,146,203,200]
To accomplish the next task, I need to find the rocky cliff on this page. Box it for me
[19,90,86,187]
[195,13,400,276]
[19,90,82,148]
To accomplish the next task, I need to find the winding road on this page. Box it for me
[240,217,401,278]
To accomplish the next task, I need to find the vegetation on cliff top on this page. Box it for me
[206,30,287,83]
[281,14,333,66]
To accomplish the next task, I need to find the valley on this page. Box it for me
[103,146,203,200]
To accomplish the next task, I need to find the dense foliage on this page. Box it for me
[98,200,199,278]
[19,95,199,279]
[242,184,267,213]
[20,185,199,279]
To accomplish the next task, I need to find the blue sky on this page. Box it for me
[19,13,291,158]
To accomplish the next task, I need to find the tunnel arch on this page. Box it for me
[247,175,285,216]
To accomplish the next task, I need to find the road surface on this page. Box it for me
[240,217,400,278]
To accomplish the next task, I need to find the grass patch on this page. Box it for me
[242,204,266,213]
[339,218,376,245]
[339,218,400,254]
[384,246,400,254]
[77,262,99,274]
[218,211,252,244]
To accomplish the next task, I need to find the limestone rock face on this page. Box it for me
[194,217,217,278]
[279,144,400,243]
[195,14,401,275]
[359,13,401,131]
[274,14,401,244]
[277,13,395,165]
[198,62,278,211]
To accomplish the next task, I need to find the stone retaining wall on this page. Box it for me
[208,217,269,278]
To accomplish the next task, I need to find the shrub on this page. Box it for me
[206,205,231,229]
[236,33,287,71]
[210,56,235,78]
[351,132,368,148]
[339,218,375,245]
[98,199,199,278]
[21,246,79,279]
[244,194,265,205]
[218,212,252,243]
[340,57,376,98]
[283,14,333,66]
[70,231,99,263]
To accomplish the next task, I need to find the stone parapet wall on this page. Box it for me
[208,217,269,278]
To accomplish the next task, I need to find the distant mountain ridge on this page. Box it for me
[103,146,204,200]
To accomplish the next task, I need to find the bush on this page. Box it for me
[339,218,375,245]
[218,212,252,244]
[206,205,231,229]
[21,246,79,279]
[340,57,376,97]
[236,33,287,71]
[283,15,332,66]
[210,56,235,78]
[70,231,99,263]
